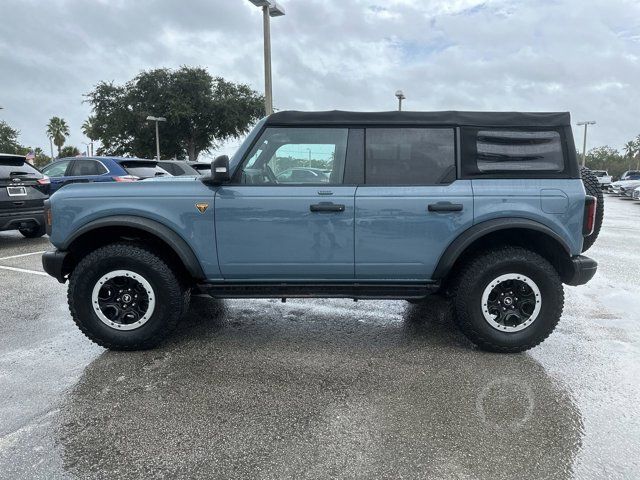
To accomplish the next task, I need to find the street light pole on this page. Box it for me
[146,116,167,161]
[248,1,285,116]
[395,90,406,111]
[577,120,596,167]
[262,5,273,115]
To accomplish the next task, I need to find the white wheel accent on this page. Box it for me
[481,273,542,333]
[91,270,156,331]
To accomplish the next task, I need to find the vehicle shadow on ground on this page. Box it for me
[55,296,584,480]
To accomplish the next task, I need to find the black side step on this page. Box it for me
[196,282,440,300]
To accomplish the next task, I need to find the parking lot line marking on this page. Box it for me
[0,265,49,276]
[0,251,46,261]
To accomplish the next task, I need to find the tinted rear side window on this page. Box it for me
[365,128,455,185]
[120,162,169,178]
[475,130,564,172]
[0,158,40,178]
[68,160,107,176]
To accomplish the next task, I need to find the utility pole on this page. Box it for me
[395,90,406,111]
[577,121,596,167]
[248,1,285,116]
[49,138,54,160]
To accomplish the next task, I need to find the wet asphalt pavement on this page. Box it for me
[0,196,639,479]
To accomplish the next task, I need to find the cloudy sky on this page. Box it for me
[1,0,639,159]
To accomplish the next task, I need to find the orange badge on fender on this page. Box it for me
[195,203,209,213]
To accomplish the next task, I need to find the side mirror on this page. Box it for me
[202,155,230,186]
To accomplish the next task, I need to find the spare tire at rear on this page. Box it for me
[580,167,604,252]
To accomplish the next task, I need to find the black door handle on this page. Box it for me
[428,202,463,212]
[310,202,345,213]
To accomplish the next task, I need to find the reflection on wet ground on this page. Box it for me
[53,296,582,479]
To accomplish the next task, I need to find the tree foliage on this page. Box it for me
[60,145,81,158]
[85,67,265,160]
[585,137,640,179]
[46,117,70,157]
[0,120,22,154]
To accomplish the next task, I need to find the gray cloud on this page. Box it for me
[1,0,638,158]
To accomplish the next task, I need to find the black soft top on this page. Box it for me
[266,110,571,128]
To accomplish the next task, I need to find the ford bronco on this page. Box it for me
[42,111,602,352]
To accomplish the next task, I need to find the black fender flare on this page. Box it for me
[432,218,571,280]
[61,215,205,280]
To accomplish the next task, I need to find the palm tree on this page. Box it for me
[623,140,636,159]
[81,116,98,156]
[46,117,70,158]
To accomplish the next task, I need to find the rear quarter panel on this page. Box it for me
[472,179,585,255]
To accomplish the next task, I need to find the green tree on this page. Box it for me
[81,116,99,156]
[46,117,70,157]
[85,67,264,160]
[585,146,627,179]
[0,120,22,154]
[18,147,52,169]
[59,145,81,158]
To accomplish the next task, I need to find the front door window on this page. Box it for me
[240,128,348,185]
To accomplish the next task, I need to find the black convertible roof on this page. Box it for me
[266,110,571,128]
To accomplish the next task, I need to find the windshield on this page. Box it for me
[626,174,640,180]
[229,117,268,174]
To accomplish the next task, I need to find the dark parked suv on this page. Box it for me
[43,111,603,352]
[0,154,49,238]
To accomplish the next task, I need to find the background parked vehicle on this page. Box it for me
[591,170,612,189]
[41,157,171,193]
[619,181,640,198]
[620,170,640,181]
[609,175,640,195]
[0,153,49,238]
[157,160,200,176]
[633,186,640,200]
[185,161,211,176]
[276,167,330,183]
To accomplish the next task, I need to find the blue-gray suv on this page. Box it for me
[42,111,602,353]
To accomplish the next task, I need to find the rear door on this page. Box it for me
[355,127,473,280]
[215,126,357,279]
[64,159,110,186]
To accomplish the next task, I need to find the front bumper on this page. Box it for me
[42,249,69,283]
[565,255,598,286]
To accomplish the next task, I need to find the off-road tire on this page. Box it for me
[19,224,46,238]
[452,247,564,353]
[68,243,189,350]
[581,166,604,252]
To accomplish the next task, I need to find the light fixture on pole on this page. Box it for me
[146,115,167,161]
[395,90,406,111]
[577,120,596,167]
[247,0,286,116]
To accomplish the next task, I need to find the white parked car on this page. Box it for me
[611,179,640,197]
[591,170,612,189]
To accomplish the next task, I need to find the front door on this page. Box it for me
[215,126,356,280]
[355,127,474,280]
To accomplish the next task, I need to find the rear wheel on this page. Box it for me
[581,167,604,252]
[19,224,46,238]
[68,243,189,350]
[452,247,563,353]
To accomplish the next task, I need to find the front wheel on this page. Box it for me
[452,247,564,353]
[68,243,189,350]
